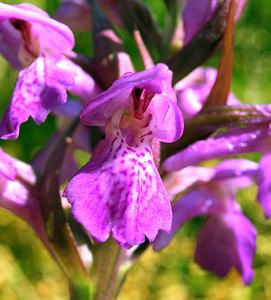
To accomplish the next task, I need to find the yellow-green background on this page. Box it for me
[0,1,271,299]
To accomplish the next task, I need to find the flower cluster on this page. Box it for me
[1,0,270,296]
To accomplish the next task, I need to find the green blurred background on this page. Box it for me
[1,0,271,299]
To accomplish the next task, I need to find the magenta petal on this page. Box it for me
[64,135,172,248]
[175,67,239,119]
[163,126,269,172]
[183,0,217,45]
[215,159,258,179]
[195,212,256,285]
[80,63,183,143]
[150,95,183,142]
[0,56,74,139]
[0,149,17,180]
[0,149,49,245]
[53,100,82,119]
[81,64,174,126]
[0,3,74,56]
[0,21,22,69]
[214,159,258,190]
[163,167,215,199]
[257,154,271,217]
[55,58,101,105]
[175,67,217,118]
[153,187,224,251]
[183,0,247,45]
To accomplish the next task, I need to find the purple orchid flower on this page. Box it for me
[183,0,247,45]
[63,64,184,248]
[154,159,258,284]
[174,67,238,119]
[0,3,99,139]
[0,148,49,247]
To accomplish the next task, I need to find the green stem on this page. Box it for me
[69,280,92,300]
[94,239,125,300]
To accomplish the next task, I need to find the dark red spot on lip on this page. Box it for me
[132,87,143,115]
[11,19,31,42]
[132,87,155,120]
[10,19,38,58]
[134,87,143,98]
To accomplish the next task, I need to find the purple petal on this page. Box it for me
[153,186,225,251]
[195,212,256,285]
[1,177,48,245]
[214,159,258,190]
[55,58,101,105]
[163,126,270,172]
[0,148,17,180]
[0,21,22,69]
[257,154,271,217]
[215,159,258,179]
[162,159,258,201]
[183,0,247,45]
[0,148,49,246]
[0,3,74,59]
[150,95,184,142]
[183,0,217,45]
[64,133,172,248]
[163,166,215,198]
[53,100,82,119]
[0,56,74,139]
[175,67,239,119]
[81,63,183,142]
[81,64,173,126]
